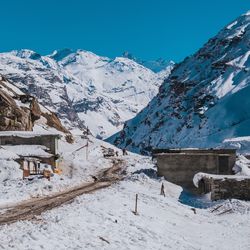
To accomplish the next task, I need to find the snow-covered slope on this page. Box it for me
[0,49,172,138]
[108,11,250,154]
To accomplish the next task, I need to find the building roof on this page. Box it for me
[0,131,60,138]
[2,145,53,158]
[0,147,19,160]
[155,152,233,157]
[153,148,237,156]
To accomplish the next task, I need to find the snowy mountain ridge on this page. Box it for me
[0,49,173,138]
[122,51,174,73]
[108,11,250,154]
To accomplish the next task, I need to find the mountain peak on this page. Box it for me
[11,49,41,60]
[122,51,137,61]
[0,46,166,138]
[121,51,174,73]
[49,48,75,61]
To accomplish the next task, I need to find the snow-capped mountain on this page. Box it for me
[0,49,173,138]
[108,11,250,154]
[122,51,174,73]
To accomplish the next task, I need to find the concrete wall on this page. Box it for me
[0,135,58,154]
[155,150,236,191]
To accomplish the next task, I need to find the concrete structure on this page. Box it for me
[198,175,250,201]
[153,148,237,191]
[0,131,60,167]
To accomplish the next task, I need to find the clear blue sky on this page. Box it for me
[0,0,249,62]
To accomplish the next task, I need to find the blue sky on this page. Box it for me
[0,0,249,62]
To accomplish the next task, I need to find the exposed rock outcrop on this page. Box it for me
[30,98,42,122]
[0,82,33,131]
[0,75,69,134]
[42,112,69,134]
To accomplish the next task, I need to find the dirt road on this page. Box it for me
[0,158,125,225]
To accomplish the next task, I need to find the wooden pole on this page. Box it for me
[86,139,89,160]
[160,183,166,197]
[134,194,138,215]
[28,161,30,173]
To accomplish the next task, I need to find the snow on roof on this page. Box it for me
[0,131,60,138]
[193,172,250,188]
[233,155,250,176]
[154,148,236,152]
[2,145,53,158]
[223,136,250,142]
[154,150,234,156]
[0,147,19,160]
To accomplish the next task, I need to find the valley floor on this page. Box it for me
[0,155,249,250]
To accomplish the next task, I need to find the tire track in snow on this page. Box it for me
[0,158,125,225]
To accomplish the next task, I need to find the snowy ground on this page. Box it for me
[0,133,119,206]
[0,132,250,249]
[0,153,249,249]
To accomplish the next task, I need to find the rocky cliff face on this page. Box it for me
[0,76,34,131]
[107,11,250,154]
[0,75,69,134]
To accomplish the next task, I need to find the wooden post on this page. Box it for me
[86,139,89,160]
[133,194,138,215]
[28,160,30,173]
[43,170,51,181]
[23,169,29,179]
[160,183,166,197]
[35,161,38,175]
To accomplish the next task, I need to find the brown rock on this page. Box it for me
[30,98,42,122]
[42,112,69,134]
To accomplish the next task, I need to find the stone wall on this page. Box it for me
[155,149,236,191]
[200,177,250,201]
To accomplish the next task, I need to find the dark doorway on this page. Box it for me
[218,156,229,174]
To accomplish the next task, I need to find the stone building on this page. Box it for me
[0,131,60,167]
[153,148,237,191]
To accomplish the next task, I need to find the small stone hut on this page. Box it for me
[0,131,60,167]
[153,148,237,191]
